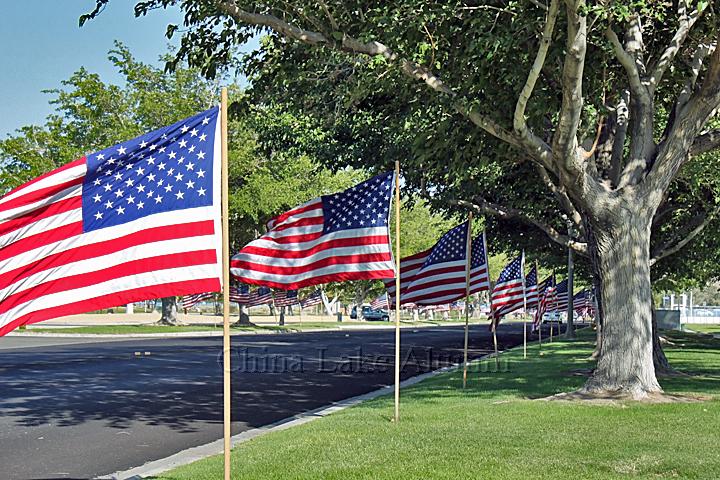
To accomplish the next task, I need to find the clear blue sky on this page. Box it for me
[0,1,252,138]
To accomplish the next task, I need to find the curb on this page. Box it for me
[8,322,475,340]
[96,355,483,480]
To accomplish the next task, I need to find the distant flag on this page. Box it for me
[551,278,569,311]
[524,265,539,309]
[229,284,250,304]
[0,107,222,337]
[231,172,396,290]
[469,232,491,294]
[533,274,556,329]
[247,287,273,307]
[370,293,389,310]
[434,304,451,313]
[450,300,466,311]
[299,289,323,309]
[401,222,471,305]
[490,254,525,321]
[182,292,214,310]
[274,289,299,307]
[573,289,594,316]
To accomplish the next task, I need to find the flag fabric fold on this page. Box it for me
[0,107,222,336]
[490,254,525,321]
[400,221,471,305]
[247,287,273,307]
[274,290,299,307]
[229,284,250,304]
[182,292,214,310]
[230,172,396,290]
[524,265,538,309]
[299,289,323,309]
[533,274,556,329]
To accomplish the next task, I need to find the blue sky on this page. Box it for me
[0,1,252,138]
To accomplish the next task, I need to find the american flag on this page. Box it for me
[0,108,222,336]
[274,289,299,307]
[468,232,491,294]
[247,287,273,307]
[533,275,556,328]
[383,248,430,306]
[550,278,569,311]
[299,289,323,308]
[182,292,214,310]
[231,173,395,290]
[230,284,250,304]
[573,289,594,315]
[491,254,525,320]
[370,293,389,310]
[402,222,470,305]
[450,300,465,311]
[525,265,539,308]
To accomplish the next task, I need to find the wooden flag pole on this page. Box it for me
[520,252,526,359]
[393,160,401,423]
[220,88,232,480]
[489,280,499,369]
[462,213,473,389]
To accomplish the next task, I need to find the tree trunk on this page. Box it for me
[651,304,674,375]
[157,297,181,325]
[279,306,286,326]
[583,215,662,398]
[233,306,252,326]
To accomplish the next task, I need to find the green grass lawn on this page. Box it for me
[685,323,720,335]
[153,329,720,480]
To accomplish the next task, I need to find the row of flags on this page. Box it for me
[183,286,324,310]
[0,103,594,336]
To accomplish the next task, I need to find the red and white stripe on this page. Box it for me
[383,249,430,306]
[231,198,394,289]
[0,129,222,337]
[182,292,215,309]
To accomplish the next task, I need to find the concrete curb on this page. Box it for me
[96,355,483,480]
[8,322,478,340]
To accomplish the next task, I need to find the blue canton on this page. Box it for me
[424,221,469,266]
[322,172,393,234]
[498,256,522,283]
[470,235,486,268]
[555,278,568,294]
[81,107,219,232]
[525,266,537,287]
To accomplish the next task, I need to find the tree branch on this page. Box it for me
[553,1,587,163]
[536,164,583,228]
[691,128,720,155]
[609,90,629,187]
[514,0,560,135]
[649,2,706,95]
[212,0,554,165]
[650,205,720,266]
[450,197,589,256]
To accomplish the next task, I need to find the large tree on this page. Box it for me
[82,1,720,399]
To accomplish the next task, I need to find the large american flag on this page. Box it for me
[490,254,525,320]
[274,290,299,307]
[299,289,323,308]
[525,265,539,308]
[401,222,470,305]
[231,173,395,290]
[0,108,222,336]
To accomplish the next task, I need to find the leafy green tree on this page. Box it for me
[81,0,720,398]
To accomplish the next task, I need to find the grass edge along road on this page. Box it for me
[153,329,720,480]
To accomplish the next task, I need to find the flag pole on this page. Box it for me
[489,280,499,370]
[462,213,473,389]
[521,251,527,360]
[393,160,401,423]
[220,88,232,480]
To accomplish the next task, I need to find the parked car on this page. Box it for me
[361,305,390,321]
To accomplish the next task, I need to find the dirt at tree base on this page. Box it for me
[155,319,184,326]
[538,389,710,405]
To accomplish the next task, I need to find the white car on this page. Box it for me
[542,312,562,324]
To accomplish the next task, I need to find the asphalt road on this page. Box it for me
[0,323,547,479]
